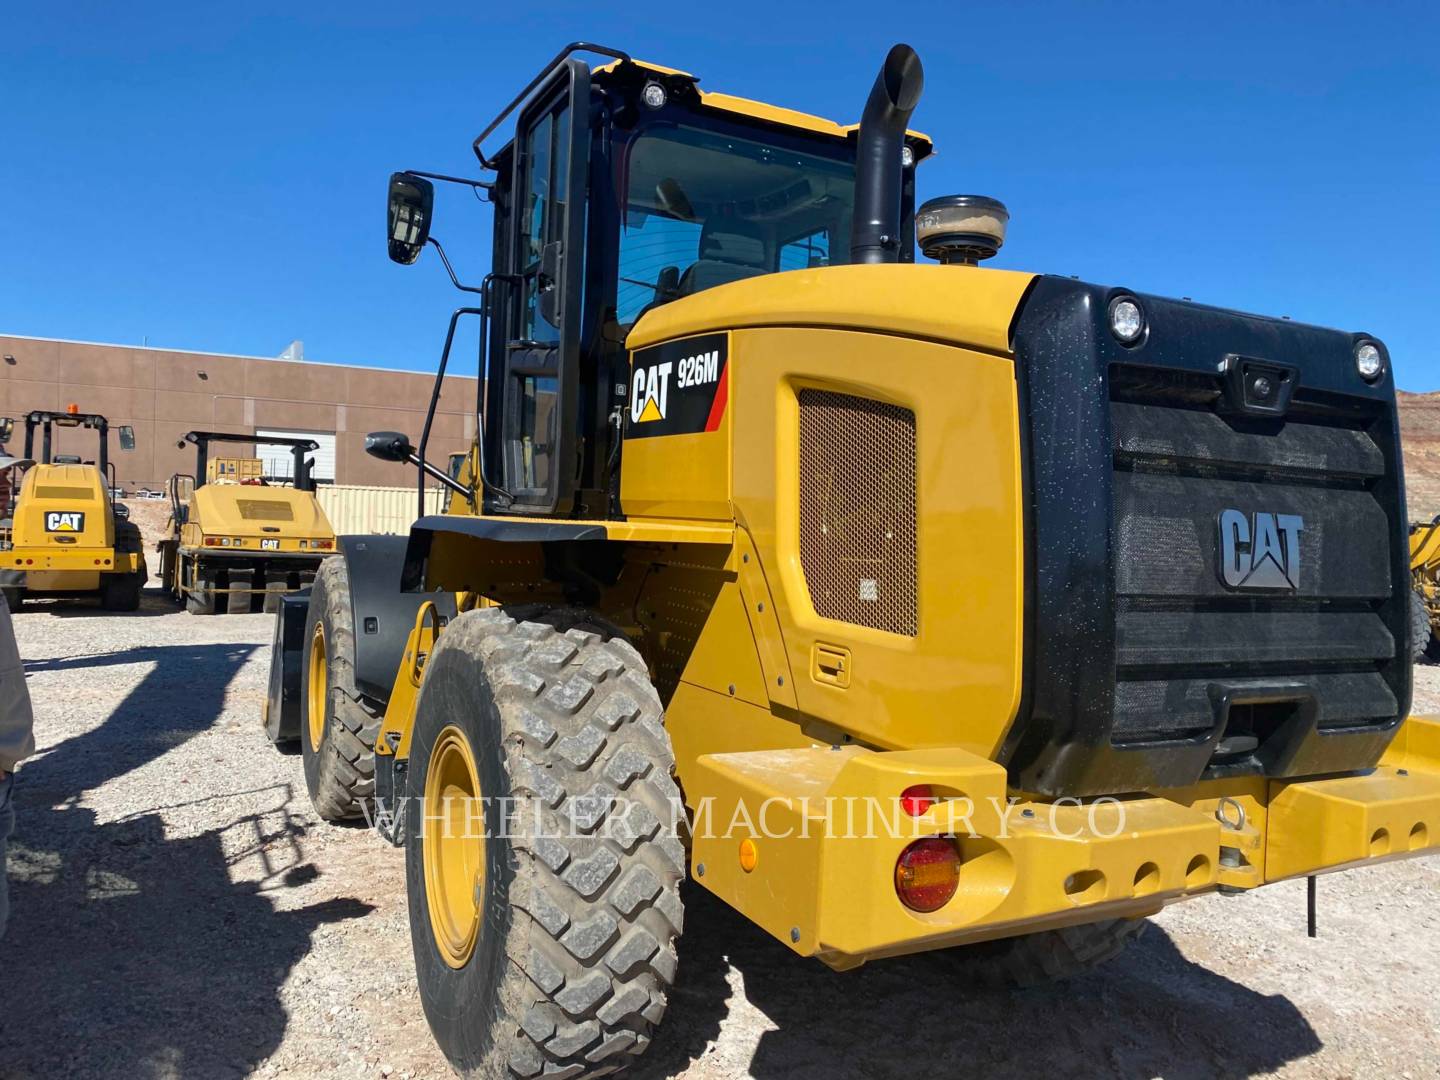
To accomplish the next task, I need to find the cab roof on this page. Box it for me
[593,57,933,159]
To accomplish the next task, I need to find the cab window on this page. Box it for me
[518,102,570,342]
[616,125,853,328]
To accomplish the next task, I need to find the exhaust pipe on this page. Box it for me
[850,44,925,265]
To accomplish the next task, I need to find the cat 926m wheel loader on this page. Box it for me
[264,41,1440,1078]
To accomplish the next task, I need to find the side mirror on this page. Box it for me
[387,172,435,265]
[0,417,12,443]
[365,430,415,463]
[117,425,135,451]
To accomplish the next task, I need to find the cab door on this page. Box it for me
[497,60,590,515]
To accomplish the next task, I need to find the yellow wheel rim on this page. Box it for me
[307,623,327,752]
[424,724,486,969]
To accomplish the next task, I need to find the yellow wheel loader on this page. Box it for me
[1408,515,1440,659]
[0,408,145,612]
[265,42,1440,1078]
[159,430,335,615]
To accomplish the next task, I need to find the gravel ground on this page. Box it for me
[1,586,1437,1079]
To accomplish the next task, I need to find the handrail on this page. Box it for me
[471,41,629,170]
[417,308,485,519]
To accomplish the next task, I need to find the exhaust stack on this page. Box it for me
[850,44,925,265]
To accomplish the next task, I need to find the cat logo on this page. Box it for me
[625,334,730,440]
[1218,509,1303,590]
[631,360,672,424]
[45,511,86,533]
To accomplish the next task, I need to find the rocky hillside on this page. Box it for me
[1401,391,1440,522]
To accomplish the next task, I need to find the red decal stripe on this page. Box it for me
[703,362,729,432]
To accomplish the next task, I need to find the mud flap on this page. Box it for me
[262,588,312,745]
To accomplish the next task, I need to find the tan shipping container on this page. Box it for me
[316,485,446,536]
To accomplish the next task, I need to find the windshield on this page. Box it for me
[617,124,854,326]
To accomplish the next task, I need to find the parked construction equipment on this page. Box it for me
[265,42,1440,1078]
[158,431,335,614]
[1408,515,1440,658]
[0,407,145,611]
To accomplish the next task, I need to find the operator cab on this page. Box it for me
[380,44,931,522]
[8,408,135,491]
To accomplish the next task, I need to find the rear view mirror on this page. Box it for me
[0,417,12,443]
[117,425,135,451]
[388,172,435,265]
[365,430,416,463]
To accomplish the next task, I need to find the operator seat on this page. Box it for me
[679,217,770,297]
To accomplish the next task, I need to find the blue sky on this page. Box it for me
[2,2,1436,386]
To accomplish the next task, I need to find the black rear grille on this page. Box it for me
[1004,277,1410,797]
[1111,393,1398,744]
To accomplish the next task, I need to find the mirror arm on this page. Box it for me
[403,451,473,501]
[428,237,486,295]
[405,169,494,198]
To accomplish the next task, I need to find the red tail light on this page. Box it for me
[204,537,218,546]
[900,784,935,817]
[895,837,960,912]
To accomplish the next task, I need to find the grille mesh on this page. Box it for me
[798,390,917,636]
[236,499,294,522]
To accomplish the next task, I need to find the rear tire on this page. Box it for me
[99,572,142,612]
[406,606,684,1079]
[956,918,1147,987]
[184,559,217,615]
[1410,587,1432,662]
[263,570,288,614]
[100,520,147,611]
[300,557,382,820]
[223,569,253,614]
[0,582,22,613]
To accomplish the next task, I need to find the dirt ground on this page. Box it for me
[1,587,1437,1079]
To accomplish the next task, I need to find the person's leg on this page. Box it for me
[0,772,13,940]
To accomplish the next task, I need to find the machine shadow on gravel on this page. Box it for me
[637,887,1323,1080]
[0,639,375,1075]
[14,587,182,619]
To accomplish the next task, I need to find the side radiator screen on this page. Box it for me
[797,389,917,636]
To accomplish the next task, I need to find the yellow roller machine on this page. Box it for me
[0,408,144,611]
[265,42,1440,1078]
[159,430,335,614]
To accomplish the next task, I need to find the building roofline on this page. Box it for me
[0,332,478,381]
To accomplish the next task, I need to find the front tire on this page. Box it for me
[406,607,684,1079]
[300,557,382,820]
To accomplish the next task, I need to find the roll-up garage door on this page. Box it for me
[256,429,336,483]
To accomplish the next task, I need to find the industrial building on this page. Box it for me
[0,334,478,492]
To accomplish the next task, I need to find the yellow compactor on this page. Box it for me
[0,408,144,611]
[158,430,335,614]
[264,42,1440,1079]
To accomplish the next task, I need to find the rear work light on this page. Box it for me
[895,837,960,913]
